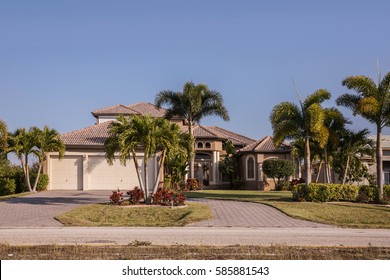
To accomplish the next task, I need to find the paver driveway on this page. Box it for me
[0,191,330,228]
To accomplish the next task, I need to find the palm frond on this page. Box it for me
[303,89,331,109]
[342,75,378,97]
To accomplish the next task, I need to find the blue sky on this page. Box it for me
[1,0,389,140]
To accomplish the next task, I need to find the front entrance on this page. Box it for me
[194,152,212,186]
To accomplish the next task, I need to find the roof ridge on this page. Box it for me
[254,135,271,150]
[207,126,256,142]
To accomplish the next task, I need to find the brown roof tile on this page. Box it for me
[127,102,167,118]
[239,136,290,153]
[61,122,112,146]
[192,125,255,146]
[91,104,139,117]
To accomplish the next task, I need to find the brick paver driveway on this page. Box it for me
[0,191,330,228]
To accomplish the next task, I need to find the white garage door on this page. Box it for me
[50,155,83,190]
[88,156,142,190]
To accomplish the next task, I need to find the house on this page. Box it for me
[45,102,291,191]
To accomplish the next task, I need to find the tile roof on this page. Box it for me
[238,135,291,153]
[193,125,256,146]
[91,104,140,117]
[61,122,112,146]
[127,102,167,118]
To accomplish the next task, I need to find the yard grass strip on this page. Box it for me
[56,202,212,227]
[185,190,390,229]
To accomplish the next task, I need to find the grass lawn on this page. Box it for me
[185,190,390,229]
[56,202,212,227]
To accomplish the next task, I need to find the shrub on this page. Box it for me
[152,187,186,206]
[0,177,16,196]
[185,178,198,191]
[127,187,144,204]
[357,185,379,203]
[275,181,291,191]
[110,189,123,205]
[292,183,359,202]
[36,174,49,191]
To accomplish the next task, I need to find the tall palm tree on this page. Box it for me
[270,89,331,184]
[30,126,65,192]
[336,72,390,200]
[0,119,7,157]
[155,81,230,178]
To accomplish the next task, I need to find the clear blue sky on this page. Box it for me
[1,0,389,140]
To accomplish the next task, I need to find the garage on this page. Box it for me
[87,156,141,190]
[49,155,83,190]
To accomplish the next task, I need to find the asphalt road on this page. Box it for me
[1,227,389,247]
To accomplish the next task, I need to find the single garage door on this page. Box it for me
[88,156,142,190]
[50,155,83,190]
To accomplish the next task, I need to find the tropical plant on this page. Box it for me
[332,129,374,184]
[270,89,331,184]
[7,128,35,192]
[0,119,7,157]
[155,81,230,178]
[336,71,390,200]
[105,115,185,201]
[30,126,64,192]
[219,140,238,185]
[7,126,64,192]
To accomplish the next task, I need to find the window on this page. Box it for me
[197,142,203,149]
[205,142,211,149]
[246,155,255,180]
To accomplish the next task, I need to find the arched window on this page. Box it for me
[246,155,255,180]
[205,142,211,149]
[197,142,203,149]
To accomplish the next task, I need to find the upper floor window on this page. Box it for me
[205,142,211,149]
[197,142,203,149]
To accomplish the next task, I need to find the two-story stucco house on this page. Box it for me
[46,102,291,191]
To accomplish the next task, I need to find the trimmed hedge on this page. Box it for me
[292,183,390,204]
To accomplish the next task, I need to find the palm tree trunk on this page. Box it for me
[342,155,350,185]
[22,154,33,192]
[315,160,323,183]
[324,148,329,183]
[188,122,195,179]
[376,125,384,201]
[131,151,145,196]
[304,137,311,185]
[144,157,149,203]
[32,163,43,192]
[153,151,166,194]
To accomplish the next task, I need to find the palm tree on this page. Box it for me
[336,129,374,185]
[270,89,331,184]
[0,119,7,157]
[336,72,390,200]
[30,126,65,192]
[155,81,230,178]
[7,128,35,191]
[105,115,184,200]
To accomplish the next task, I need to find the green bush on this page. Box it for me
[275,181,291,191]
[0,177,16,196]
[292,183,359,202]
[357,185,379,203]
[36,174,49,191]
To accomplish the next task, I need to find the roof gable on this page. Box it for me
[92,104,139,117]
[239,136,290,153]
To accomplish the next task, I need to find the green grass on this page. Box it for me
[56,202,212,227]
[1,244,389,260]
[185,190,390,228]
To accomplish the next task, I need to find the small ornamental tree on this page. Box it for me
[262,159,295,187]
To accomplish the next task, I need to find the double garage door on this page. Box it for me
[50,155,143,190]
